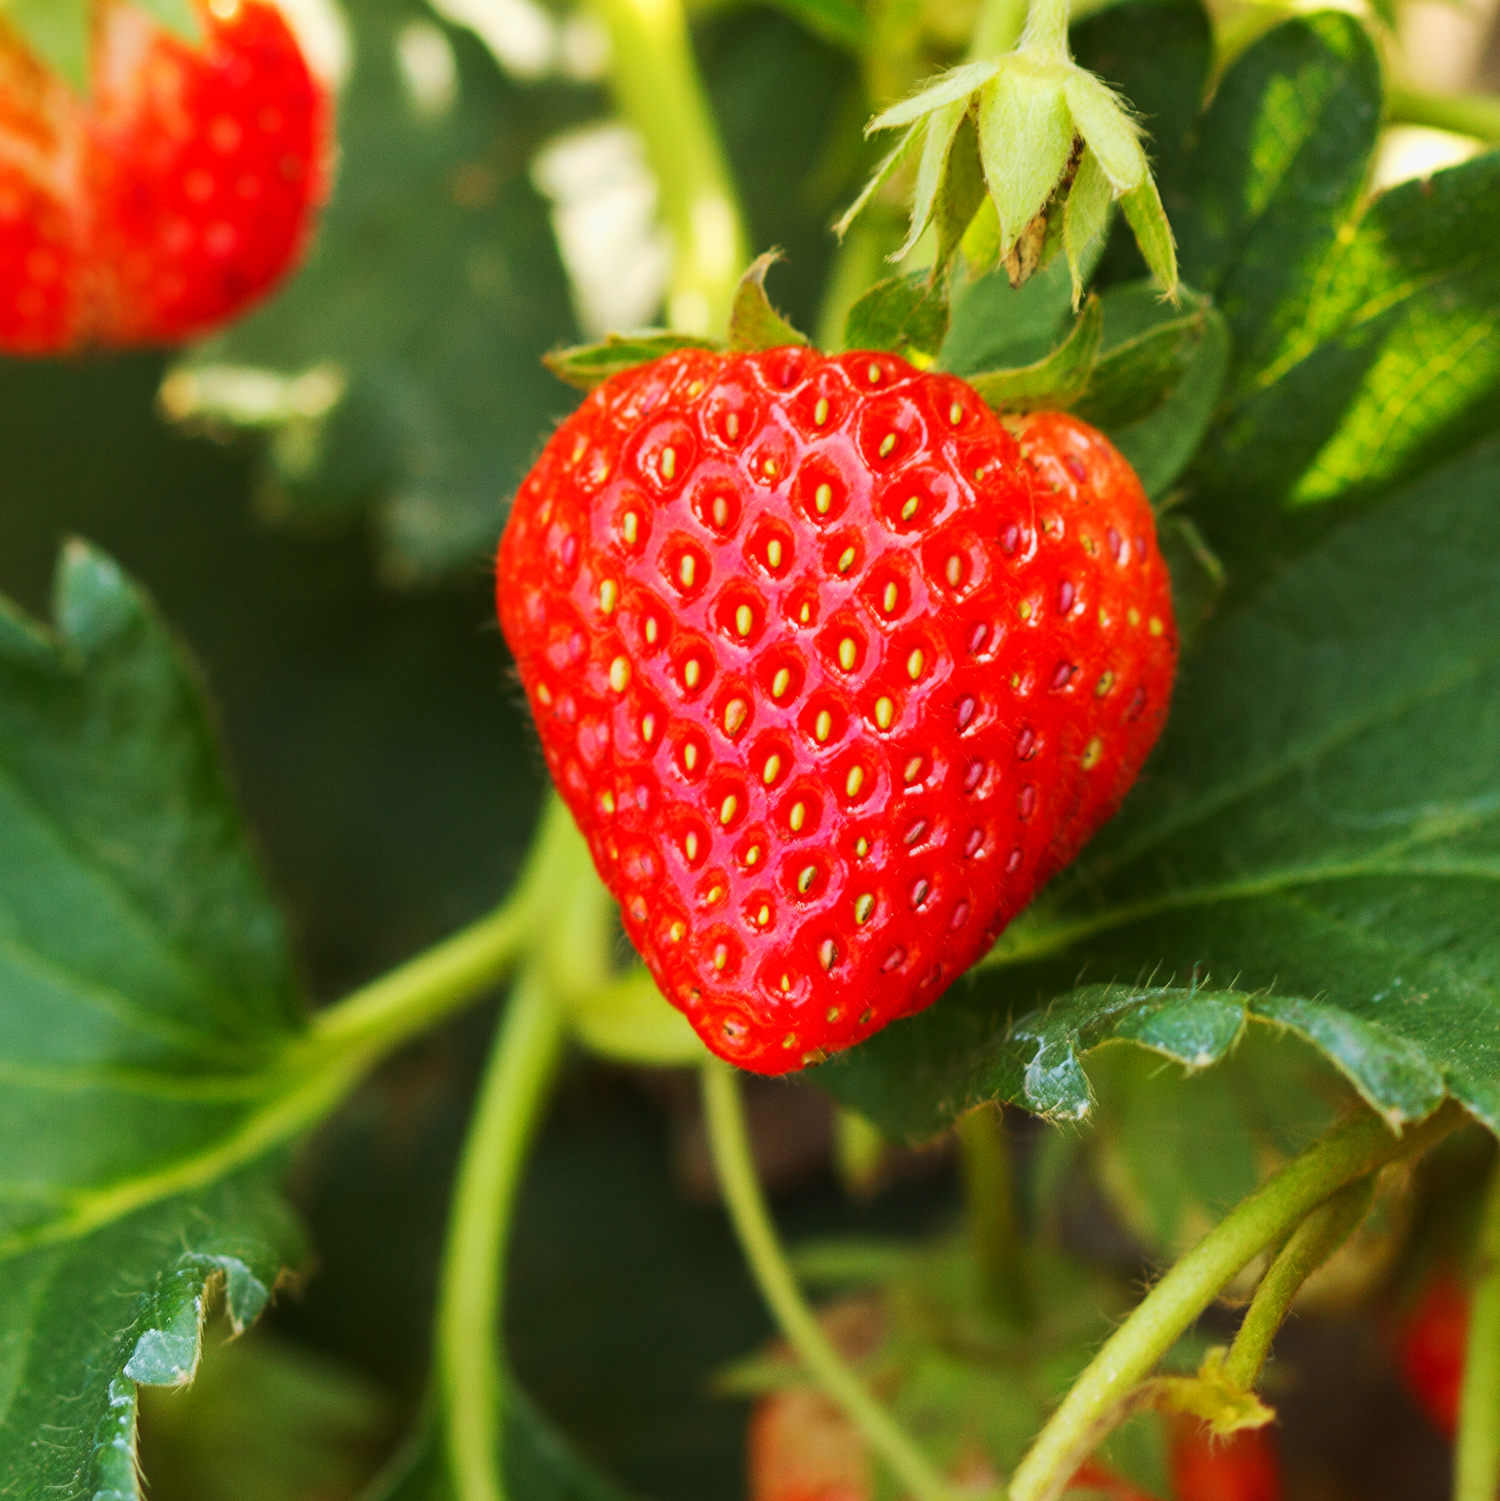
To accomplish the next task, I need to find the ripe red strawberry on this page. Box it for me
[1168,1424,1282,1501]
[498,346,1177,1072]
[0,0,329,352]
[1396,1270,1469,1437]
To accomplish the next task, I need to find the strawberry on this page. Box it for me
[498,346,1177,1073]
[0,0,329,352]
[1168,1424,1282,1501]
[1396,1270,1469,1437]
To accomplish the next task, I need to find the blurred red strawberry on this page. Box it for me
[1396,1270,1469,1437]
[0,0,329,352]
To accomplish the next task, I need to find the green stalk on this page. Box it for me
[956,1105,1032,1328]
[437,969,568,1501]
[1008,1102,1466,1501]
[701,1061,969,1501]
[1223,1175,1375,1391]
[589,0,749,334]
[1016,0,1070,62]
[1454,1159,1500,1501]
[1386,88,1500,145]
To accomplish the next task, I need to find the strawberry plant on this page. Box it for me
[1,0,1499,1496]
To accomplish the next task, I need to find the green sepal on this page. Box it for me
[727,251,810,352]
[1121,173,1180,298]
[966,294,1102,411]
[933,115,989,274]
[6,0,90,91]
[1063,149,1113,308]
[1137,1348,1275,1437]
[976,62,1076,256]
[135,0,204,45]
[1072,295,1210,428]
[542,332,721,392]
[844,272,951,360]
[896,97,970,262]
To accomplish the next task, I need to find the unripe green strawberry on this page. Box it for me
[497,346,1176,1073]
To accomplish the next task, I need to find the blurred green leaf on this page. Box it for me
[818,438,1500,1140]
[0,1169,303,1501]
[1173,14,1381,398]
[135,0,202,46]
[168,0,582,584]
[141,1330,390,1501]
[756,0,868,52]
[363,1386,636,1501]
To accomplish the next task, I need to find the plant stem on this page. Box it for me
[1223,1174,1375,1391]
[1017,0,1070,61]
[589,0,749,334]
[701,1060,968,1501]
[310,898,533,1057]
[1008,1101,1466,1501]
[1454,1158,1500,1501]
[956,1105,1032,1328]
[437,968,568,1501]
[1386,88,1500,145]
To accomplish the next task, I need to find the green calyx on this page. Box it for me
[838,0,1178,304]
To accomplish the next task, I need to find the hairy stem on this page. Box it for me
[701,1061,969,1501]
[589,0,749,334]
[1386,88,1500,145]
[437,969,568,1501]
[1224,1174,1375,1390]
[1008,1102,1466,1501]
[956,1105,1032,1328]
[1017,0,1070,61]
[1454,1158,1500,1501]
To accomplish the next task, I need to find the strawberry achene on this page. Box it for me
[498,347,1177,1072]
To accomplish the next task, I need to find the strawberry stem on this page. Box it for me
[1008,1101,1467,1501]
[702,1060,977,1501]
[956,1105,1033,1328]
[1385,87,1500,145]
[589,0,749,334]
[1454,1157,1500,1501]
[1016,0,1071,64]
[437,966,569,1501]
[1223,1174,1376,1392]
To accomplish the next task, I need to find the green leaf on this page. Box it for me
[1189,150,1500,576]
[0,1168,303,1500]
[0,541,306,1253]
[843,272,950,359]
[543,333,721,393]
[1072,282,1208,429]
[1172,13,1381,395]
[5,0,90,90]
[364,1387,637,1501]
[166,0,580,584]
[727,252,809,352]
[141,1330,390,1501]
[966,295,1103,411]
[1110,305,1229,499]
[817,438,1500,1141]
[939,254,1078,377]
